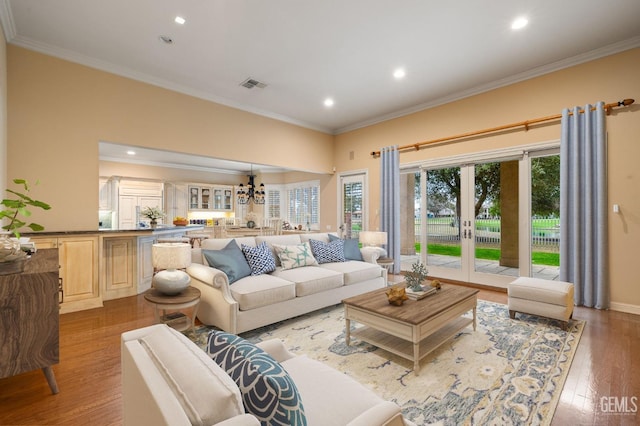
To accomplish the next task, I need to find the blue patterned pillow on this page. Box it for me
[308,239,346,264]
[207,331,307,426]
[328,234,363,261]
[241,242,276,275]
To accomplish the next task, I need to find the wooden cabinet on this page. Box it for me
[103,237,136,301]
[137,235,156,293]
[0,249,60,394]
[118,195,163,229]
[99,177,114,210]
[164,183,189,220]
[30,236,101,314]
[117,180,164,229]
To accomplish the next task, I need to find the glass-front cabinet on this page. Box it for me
[201,187,211,209]
[213,186,233,210]
[189,184,233,211]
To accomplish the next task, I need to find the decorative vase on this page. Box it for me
[150,219,158,228]
[246,220,255,228]
[0,232,27,275]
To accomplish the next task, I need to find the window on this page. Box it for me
[266,189,281,219]
[265,180,320,228]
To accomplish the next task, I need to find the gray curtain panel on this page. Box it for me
[380,146,401,274]
[560,102,609,309]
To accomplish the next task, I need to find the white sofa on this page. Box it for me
[187,233,387,333]
[122,324,414,426]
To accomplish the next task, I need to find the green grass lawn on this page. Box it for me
[417,243,559,266]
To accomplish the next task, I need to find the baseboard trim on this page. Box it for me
[609,302,640,316]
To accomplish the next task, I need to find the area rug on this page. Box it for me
[188,301,584,426]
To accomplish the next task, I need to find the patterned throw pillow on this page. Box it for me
[241,241,276,275]
[207,331,307,426]
[308,239,346,264]
[328,234,364,261]
[273,243,318,270]
[202,240,252,284]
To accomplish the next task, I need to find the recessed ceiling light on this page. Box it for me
[175,16,186,25]
[511,16,528,30]
[393,68,406,79]
[324,98,334,107]
[126,150,136,156]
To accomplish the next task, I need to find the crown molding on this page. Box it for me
[0,0,16,41]
[334,36,640,135]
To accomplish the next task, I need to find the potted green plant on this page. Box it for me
[0,179,51,272]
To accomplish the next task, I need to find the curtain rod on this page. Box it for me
[370,98,635,158]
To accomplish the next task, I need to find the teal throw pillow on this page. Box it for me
[202,240,252,284]
[241,241,277,275]
[207,331,307,426]
[328,234,363,261]
[308,239,346,264]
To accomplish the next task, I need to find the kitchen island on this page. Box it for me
[24,226,204,313]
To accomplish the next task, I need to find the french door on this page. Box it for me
[419,147,560,288]
[339,172,366,239]
[420,158,521,287]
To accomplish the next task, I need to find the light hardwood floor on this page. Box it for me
[1,282,638,425]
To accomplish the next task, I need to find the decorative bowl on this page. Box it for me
[173,219,189,226]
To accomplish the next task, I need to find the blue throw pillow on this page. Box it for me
[308,239,346,264]
[202,240,252,284]
[241,241,276,275]
[328,234,364,261]
[207,331,307,426]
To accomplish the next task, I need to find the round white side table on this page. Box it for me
[144,287,201,332]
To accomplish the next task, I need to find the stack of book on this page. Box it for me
[405,286,437,300]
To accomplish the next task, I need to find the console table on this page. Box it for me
[0,249,60,394]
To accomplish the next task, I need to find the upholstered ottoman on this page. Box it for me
[507,277,574,329]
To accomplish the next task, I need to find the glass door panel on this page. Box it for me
[424,166,464,279]
[399,171,420,271]
[340,174,365,239]
[530,154,560,280]
[471,160,520,280]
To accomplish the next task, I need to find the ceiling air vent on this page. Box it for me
[240,77,267,89]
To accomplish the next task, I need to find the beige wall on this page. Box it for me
[7,46,334,232]
[335,48,640,311]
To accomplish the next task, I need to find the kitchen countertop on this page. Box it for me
[22,225,205,237]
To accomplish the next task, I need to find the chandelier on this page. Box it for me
[237,166,265,205]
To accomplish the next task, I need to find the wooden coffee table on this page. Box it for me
[343,283,478,375]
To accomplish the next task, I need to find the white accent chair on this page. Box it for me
[121,324,415,426]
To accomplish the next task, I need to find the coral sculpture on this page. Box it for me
[386,286,408,306]
[405,260,429,291]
